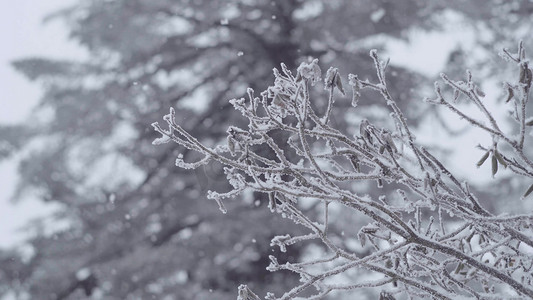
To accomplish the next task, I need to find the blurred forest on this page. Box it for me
[1,0,532,299]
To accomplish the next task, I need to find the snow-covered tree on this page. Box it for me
[153,43,533,299]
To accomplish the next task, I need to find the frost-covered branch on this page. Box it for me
[153,44,533,299]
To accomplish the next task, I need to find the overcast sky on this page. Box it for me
[0,0,84,248]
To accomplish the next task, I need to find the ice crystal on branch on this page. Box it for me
[153,44,533,299]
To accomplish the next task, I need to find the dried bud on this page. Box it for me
[491,154,498,177]
[335,72,346,95]
[505,86,514,103]
[519,63,532,91]
[522,183,533,199]
[493,150,507,168]
[476,151,490,168]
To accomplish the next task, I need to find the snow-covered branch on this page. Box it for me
[153,43,533,299]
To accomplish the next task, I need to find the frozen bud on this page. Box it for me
[267,255,280,271]
[348,74,361,107]
[324,67,337,89]
[162,107,176,124]
[272,67,281,78]
[265,293,276,300]
[175,153,187,169]
[246,87,254,101]
[369,49,378,60]
[381,130,397,153]
[227,136,236,156]
[297,58,321,85]
[152,133,171,145]
[325,67,346,96]
[453,89,460,102]
[237,285,261,300]
[271,234,291,252]
[519,63,532,91]
[280,62,292,78]
[229,97,246,108]
[360,119,373,143]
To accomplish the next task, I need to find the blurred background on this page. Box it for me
[1,1,532,299]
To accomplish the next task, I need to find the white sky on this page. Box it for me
[0,0,85,248]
